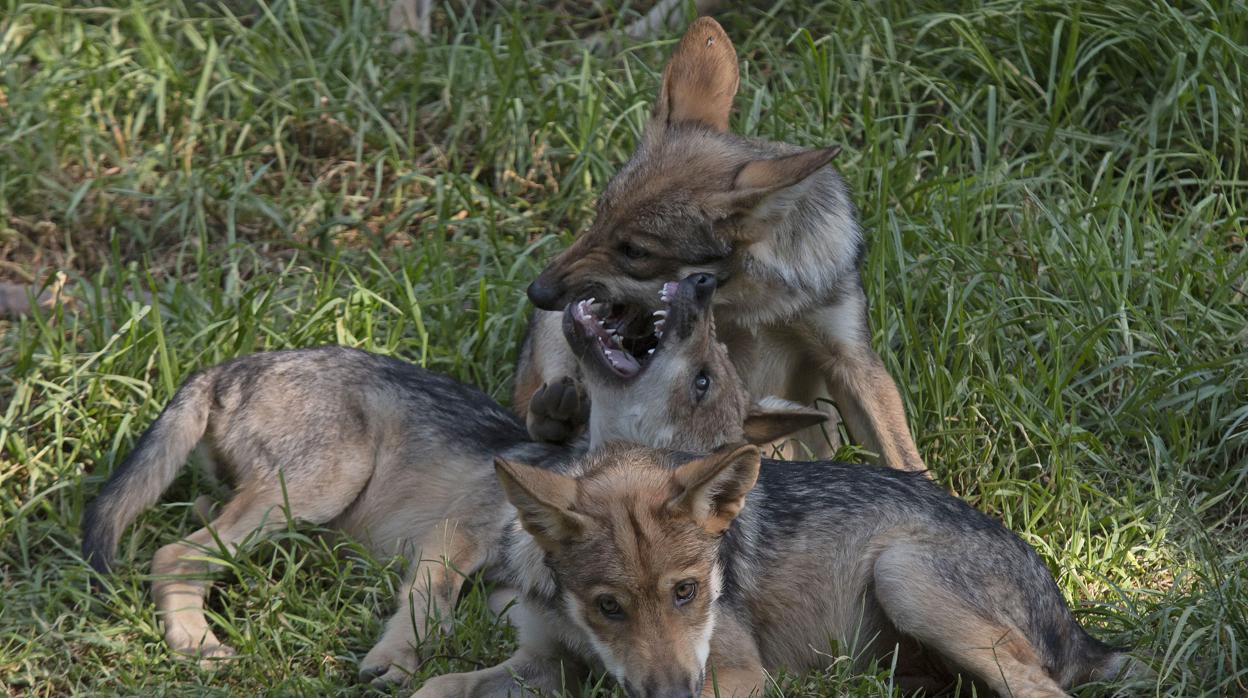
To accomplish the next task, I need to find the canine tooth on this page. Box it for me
[653,310,667,318]
[647,348,655,355]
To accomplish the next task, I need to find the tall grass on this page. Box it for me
[1,0,1245,694]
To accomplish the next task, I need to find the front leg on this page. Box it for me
[702,613,765,698]
[413,650,585,698]
[513,310,588,443]
[361,525,485,686]
[805,291,926,473]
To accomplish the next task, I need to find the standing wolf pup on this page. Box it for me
[80,275,820,686]
[515,17,925,472]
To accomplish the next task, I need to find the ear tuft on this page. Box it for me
[706,145,842,223]
[742,397,828,445]
[652,17,739,133]
[495,457,586,550]
[733,146,841,191]
[666,443,761,534]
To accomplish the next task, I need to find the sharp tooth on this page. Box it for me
[647,348,655,355]
[653,310,667,318]
[587,297,596,305]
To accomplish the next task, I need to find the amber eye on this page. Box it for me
[674,580,698,606]
[598,595,624,619]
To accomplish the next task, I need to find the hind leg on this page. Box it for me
[360,522,487,686]
[873,544,1069,697]
[153,472,367,665]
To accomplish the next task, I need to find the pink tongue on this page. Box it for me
[603,346,641,377]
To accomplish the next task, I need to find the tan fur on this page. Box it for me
[655,17,739,133]
[801,319,926,476]
[701,611,764,697]
[152,481,361,663]
[872,542,1071,697]
[362,524,487,685]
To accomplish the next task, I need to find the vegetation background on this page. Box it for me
[1,0,1245,694]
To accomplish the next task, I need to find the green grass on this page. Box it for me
[2,0,1246,694]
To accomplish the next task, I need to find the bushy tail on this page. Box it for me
[1071,631,1156,688]
[81,370,214,575]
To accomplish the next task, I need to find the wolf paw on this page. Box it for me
[359,642,419,687]
[188,643,237,670]
[411,673,463,698]
[526,376,588,443]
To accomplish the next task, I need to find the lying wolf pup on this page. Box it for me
[80,274,821,686]
[419,444,1138,698]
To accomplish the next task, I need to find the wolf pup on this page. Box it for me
[515,17,924,472]
[80,274,820,686]
[418,443,1139,698]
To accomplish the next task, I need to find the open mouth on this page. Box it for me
[566,281,681,379]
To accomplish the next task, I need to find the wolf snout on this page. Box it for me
[527,275,565,310]
[625,679,696,698]
[690,273,716,306]
[647,684,696,698]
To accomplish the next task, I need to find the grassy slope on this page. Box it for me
[1,0,1245,694]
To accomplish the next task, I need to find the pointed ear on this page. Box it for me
[495,457,588,550]
[706,146,842,223]
[665,444,761,535]
[651,17,739,133]
[742,398,828,445]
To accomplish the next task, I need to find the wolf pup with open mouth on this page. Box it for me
[515,17,923,472]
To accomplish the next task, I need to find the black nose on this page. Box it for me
[691,273,717,306]
[527,278,563,311]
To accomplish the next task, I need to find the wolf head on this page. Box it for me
[564,272,826,451]
[527,17,841,315]
[496,443,762,698]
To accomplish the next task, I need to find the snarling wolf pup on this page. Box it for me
[515,17,924,472]
[79,275,820,686]
[418,445,1138,698]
